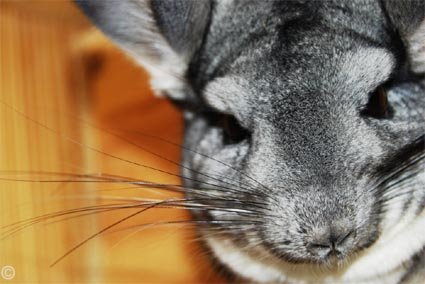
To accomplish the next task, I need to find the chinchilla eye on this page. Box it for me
[361,86,393,119]
[219,114,250,144]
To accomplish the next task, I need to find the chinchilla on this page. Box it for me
[76,0,425,283]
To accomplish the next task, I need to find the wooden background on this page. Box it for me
[0,1,224,282]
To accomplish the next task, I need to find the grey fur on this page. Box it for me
[76,0,425,283]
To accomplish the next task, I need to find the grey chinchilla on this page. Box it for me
[75,0,425,283]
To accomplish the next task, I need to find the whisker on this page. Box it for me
[0,101,258,195]
[82,121,259,193]
[48,196,264,267]
[109,220,262,237]
[1,194,266,238]
[370,137,424,197]
[49,202,161,267]
[380,175,418,201]
[0,171,271,209]
[49,106,267,192]
[119,128,274,193]
[18,104,271,194]
[1,203,133,236]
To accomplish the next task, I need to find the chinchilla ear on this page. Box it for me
[382,0,425,74]
[75,0,211,100]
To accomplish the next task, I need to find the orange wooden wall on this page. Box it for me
[0,1,223,282]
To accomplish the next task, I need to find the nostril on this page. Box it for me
[336,230,354,247]
[307,242,333,258]
[307,228,355,258]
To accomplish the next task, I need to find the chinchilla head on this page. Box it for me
[77,0,425,277]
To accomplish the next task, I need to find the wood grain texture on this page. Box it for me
[0,1,224,282]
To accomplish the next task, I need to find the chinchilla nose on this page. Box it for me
[306,226,355,258]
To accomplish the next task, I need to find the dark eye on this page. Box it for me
[361,86,393,119]
[218,114,250,144]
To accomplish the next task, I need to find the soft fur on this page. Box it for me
[76,0,425,283]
